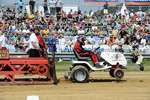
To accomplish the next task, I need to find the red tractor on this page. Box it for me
[0,47,57,85]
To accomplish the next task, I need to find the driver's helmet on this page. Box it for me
[78,36,86,45]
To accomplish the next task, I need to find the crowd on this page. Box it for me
[0,0,150,53]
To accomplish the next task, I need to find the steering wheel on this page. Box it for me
[94,47,100,54]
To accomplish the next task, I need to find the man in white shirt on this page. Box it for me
[92,23,97,30]
[137,9,142,17]
[28,27,40,57]
[67,37,74,51]
[78,28,85,35]
[49,0,57,15]
[87,34,95,45]
[58,34,66,51]
[115,35,124,45]
[99,35,106,45]
[58,26,64,34]
[22,27,30,34]
[58,34,65,62]
[140,36,147,45]
[0,32,7,49]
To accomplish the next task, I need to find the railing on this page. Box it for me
[9,52,150,59]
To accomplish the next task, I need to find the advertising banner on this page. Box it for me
[125,0,150,5]
[84,0,118,5]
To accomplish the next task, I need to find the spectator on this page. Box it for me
[78,27,85,35]
[112,26,118,38]
[43,27,49,38]
[72,27,78,36]
[68,12,72,19]
[49,0,57,15]
[115,45,125,54]
[103,1,109,14]
[15,26,22,34]
[131,46,140,63]
[139,35,147,45]
[48,36,57,52]
[99,35,106,45]
[45,11,50,21]
[58,26,64,34]
[115,35,124,45]
[100,27,107,36]
[14,0,25,13]
[43,0,48,13]
[22,27,30,34]
[0,32,7,49]
[58,34,66,62]
[119,28,128,38]
[107,35,115,45]
[28,12,34,20]
[124,35,131,45]
[132,39,139,48]
[87,34,95,45]
[67,37,74,50]
[9,26,15,33]
[22,36,29,52]
[29,0,35,14]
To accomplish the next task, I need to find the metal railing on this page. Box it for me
[9,52,150,59]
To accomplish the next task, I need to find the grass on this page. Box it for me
[55,60,150,72]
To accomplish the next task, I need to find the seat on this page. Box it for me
[73,50,90,61]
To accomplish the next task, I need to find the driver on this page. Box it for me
[74,37,103,68]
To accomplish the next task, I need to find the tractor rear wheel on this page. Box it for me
[72,67,89,83]
[109,69,115,77]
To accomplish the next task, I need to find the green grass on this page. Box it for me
[55,60,150,72]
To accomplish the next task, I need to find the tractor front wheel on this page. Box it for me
[114,69,124,79]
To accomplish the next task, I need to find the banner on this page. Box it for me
[55,44,150,54]
[125,0,150,5]
[84,0,118,4]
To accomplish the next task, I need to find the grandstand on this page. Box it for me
[0,0,150,56]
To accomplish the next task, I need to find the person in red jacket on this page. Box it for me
[36,27,45,57]
[74,37,103,68]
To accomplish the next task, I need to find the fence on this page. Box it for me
[0,1,149,13]
[9,52,150,59]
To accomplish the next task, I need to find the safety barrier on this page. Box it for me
[9,52,150,59]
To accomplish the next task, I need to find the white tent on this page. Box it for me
[120,3,128,16]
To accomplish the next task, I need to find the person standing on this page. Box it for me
[14,0,25,13]
[28,27,40,57]
[49,0,57,15]
[29,0,35,14]
[48,36,57,52]
[37,29,45,57]
[43,0,48,13]
[103,1,109,15]
[0,32,7,49]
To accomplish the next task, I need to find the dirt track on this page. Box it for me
[0,72,150,100]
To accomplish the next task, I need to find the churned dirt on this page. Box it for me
[0,71,149,100]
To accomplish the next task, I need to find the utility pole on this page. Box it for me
[98,0,100,10]
[37,0,39,11]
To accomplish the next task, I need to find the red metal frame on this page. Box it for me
[0,46,57,85]
[110,66,120,70]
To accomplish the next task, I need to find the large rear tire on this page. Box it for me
[109,69,115,77]
[72,67,89,83]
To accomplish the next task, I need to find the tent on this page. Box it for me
[120,3,128,16]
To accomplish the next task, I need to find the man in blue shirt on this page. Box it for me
[45,11,50,21]
[48,36,57,52]
[14,0,25,13]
